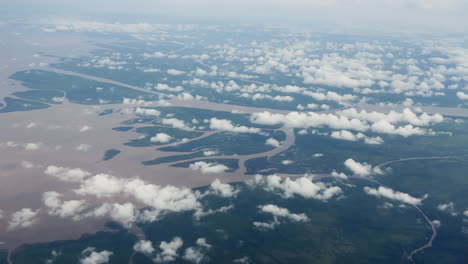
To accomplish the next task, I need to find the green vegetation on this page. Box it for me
[9,70,156,106]
[12,90,64,104]
[112,126,134,132]
[0,97,49,113]
[143,151,205,166]
[159,130,285,155]
[125,126,203,147]
[102,149,121,161]
[246,119,468,175]
[11,231,136,264]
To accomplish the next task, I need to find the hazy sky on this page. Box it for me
[4,0,468,33]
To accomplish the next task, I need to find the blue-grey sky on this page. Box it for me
[4,0,468,33]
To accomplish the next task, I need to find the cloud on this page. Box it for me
[330,130,383,144]
[265,137,280,147]
[182,238,211,264]
[189,161,229,174]
[75,174,126,198]
[135,107,161,116]
[162,118,193,130]
[43,191,87,220]
[167,69,186,76]
[8,208,39,231]
[80,248,113,264]
[259,204,308,222]
[210,179,239,197]
[209,118,260,133]
[456,91,468,99]
[250,108,443,137]
[44,165,91,182]
[437,202,458,216]
[150,133,173,143]
[134,240,156,255]
[24,142,42,150]
[155,237,184,263]
[79,125,92,132]
[344,158,373,177]
[337,108,444,127]
[248,174,342,200]
[76,144,92,151]
[363,186,426,205]
[250,111,369,131]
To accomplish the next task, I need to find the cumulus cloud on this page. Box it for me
[209,118,260,133]
[167,69,186,76]
[162,118,193,130]
[43,191,87,220]
[155,237,184,263]
[79,125,92,132]
[363,186,426,205]
[76,144,92,152]
[8,208,39,231]
[189,161,229,174]
[437,202,458,216]
[150,133,173,143]
[182,238,211,264]
[80,248,113,264]
[210,179,239,197]
[44,165,91,182]
[330,130,383,144]
[135,107,161,116]
[259,204,308,222]
[456,92,468,100]
[343,158,377,177]
[265,137,280,147]
[250,108,443,137]
[248,174,342,201]
[134,240,156,255]
[24,142,42,150]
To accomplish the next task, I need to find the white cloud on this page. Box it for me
[43,191,87,220]
[209,118,260,133]
[44,165,91,182]
[76,144,92,152]
[456,91,468,99]
[167,69,186,76]
[80,248,113,264]
[162,118,193,130]
[150,133,173,143]
[189,161,229,174]
[265,137,280,147]
[437,202,458,216]
[259,204,308,222]
[155,237,183,263]
[248,174,342,201]
[344,158,373,177]
[203,150,218,156]
[79,125,92,132]
[75,174,126,198]
[250,108,442,138]
[134,240,155,255]
[8,208,39,231]
[363,186,426,205]
[24,142,42,150]
[330,130,383,144]
[182,238,211,264]
[21,160,35,168]
[135,107,161,116]
[210,179,239,197]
